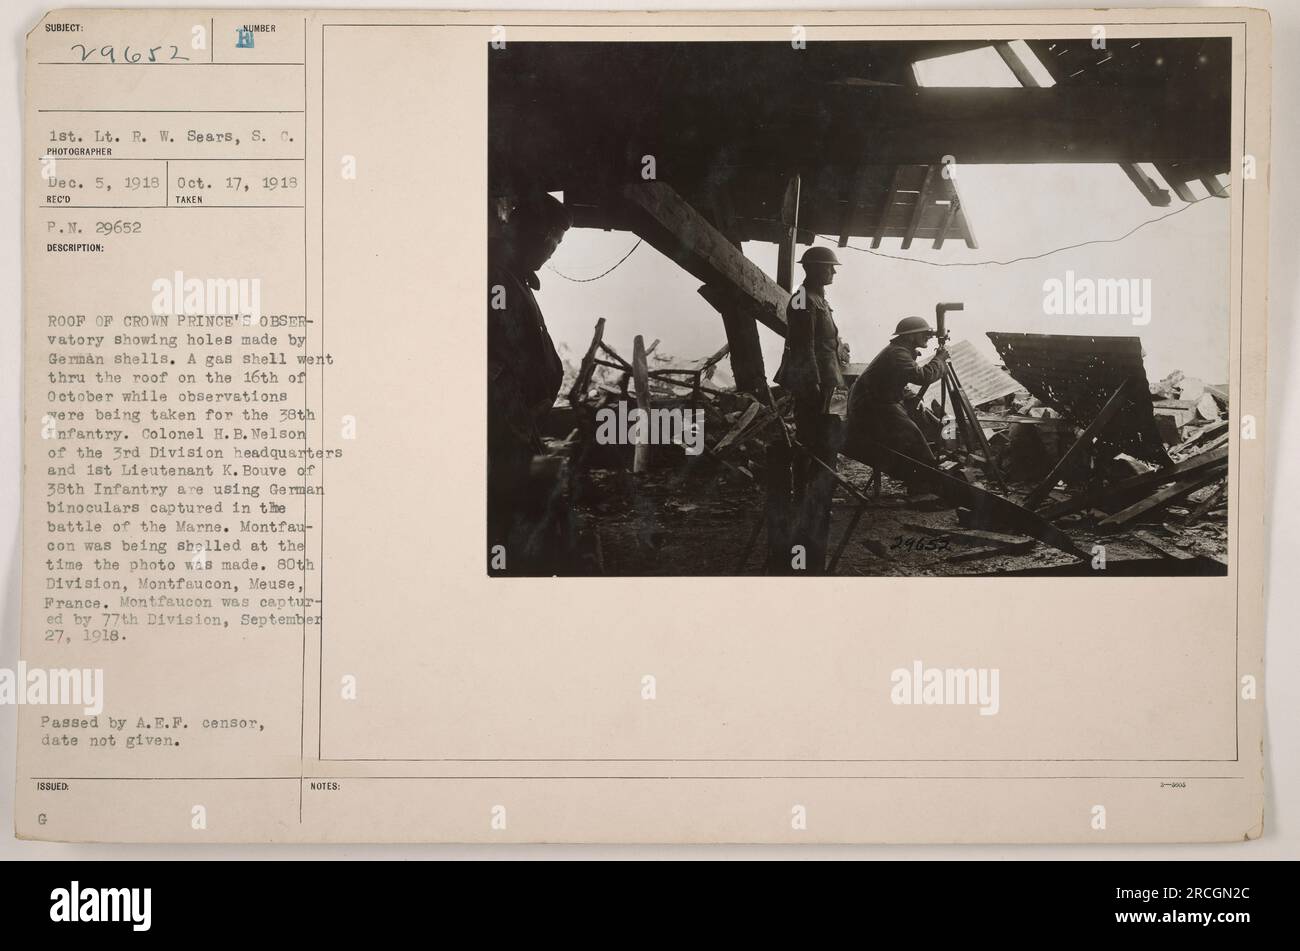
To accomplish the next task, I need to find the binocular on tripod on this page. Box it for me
[935,301,964,347]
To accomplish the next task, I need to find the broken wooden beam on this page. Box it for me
[995,42,1174,210]
[713,401,762,453]
[1190,431,1230,457]
[903,522,1033,550]
[1038,445,1228,520]
[1183,477,1228,523]
[838,163,874,248]
[699,283,770,395]
[505,81,1232,200]
[993,41,1039,87]
[631,335,651,473]
[1119,163,1173,206]
[841,434,1086,559]
[1132,530,1195,560]
[706,180,740,246]
[775,174,801,292]
[1155,163,1198,202]
[901,165,940,250]
[1096,466,1227,532]
[872,167,906,249]
[568,318,607,406]
[1199,174,1229,198]
[948,177,980,250]
[699,342,731,373]
[1172,418,1228,455]
[615,181,790,336]
[932,198,959,250]
[1024,377,1136,509]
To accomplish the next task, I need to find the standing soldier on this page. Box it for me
[773,246,849,571]
[487,193,572,572]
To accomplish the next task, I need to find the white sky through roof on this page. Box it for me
[534,42,1230,387]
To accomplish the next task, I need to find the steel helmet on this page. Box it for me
[799,246,841,267]
[890,316,935,339]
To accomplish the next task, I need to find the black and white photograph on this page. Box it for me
[488,38,1233,577]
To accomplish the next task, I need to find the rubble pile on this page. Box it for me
[547,323,1229,574]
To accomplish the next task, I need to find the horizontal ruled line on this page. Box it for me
[38,61,306,66]
[29,775,1246,782]
[35,157,306,161]
[39,109,305,114]
[40,204,305,209]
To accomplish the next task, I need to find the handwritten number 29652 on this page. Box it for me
[70,44,190,64]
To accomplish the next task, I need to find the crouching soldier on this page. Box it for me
[846,315,948,472]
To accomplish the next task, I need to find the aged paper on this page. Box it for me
[19,7,1269,842]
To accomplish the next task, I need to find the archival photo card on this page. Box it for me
[18,7,1269,843]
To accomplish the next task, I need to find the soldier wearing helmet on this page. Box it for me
[774,246,849,459]
[774,246,847,415]
[772,246,850,571]
[845,315,949,468]
[487,192,573,570]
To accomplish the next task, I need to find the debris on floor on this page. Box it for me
[540,326,1228,575]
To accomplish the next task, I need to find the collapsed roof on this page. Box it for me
[490,39,1230,248]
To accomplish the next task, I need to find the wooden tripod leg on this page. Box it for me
[944,367,979,456]
[926,371,949,460]
[1023,378,1135,509]
[947,363,1005,489]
